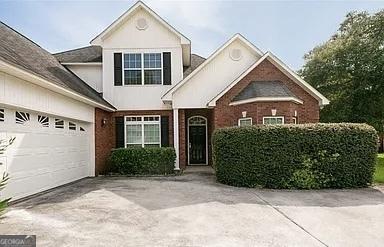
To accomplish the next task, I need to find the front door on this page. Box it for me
[188,125,207,165]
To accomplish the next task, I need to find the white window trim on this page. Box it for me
[238,117,252,127]
[263,116,285,125]
[292,117,298,124]
[124,115,161,148]
[122,53,163,86]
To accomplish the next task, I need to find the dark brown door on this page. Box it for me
[189,125,207,164]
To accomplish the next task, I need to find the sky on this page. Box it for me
[1,0,383,70]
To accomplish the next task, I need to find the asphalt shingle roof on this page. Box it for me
[0,22,114,109]
[54,46,102,63]
[232,81,298,102]
[183,54,206,78]
[54,46,205,79]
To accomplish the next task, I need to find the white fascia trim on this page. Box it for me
[207,53,269,107]
[0,59,115,112]
[162,33,264,101]
[208,52,330,107]
[90,1,190,45]
[229,97,304,106]
[61,62,102,66]
[266,52,330,106]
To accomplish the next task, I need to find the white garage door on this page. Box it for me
[0,107,92,201]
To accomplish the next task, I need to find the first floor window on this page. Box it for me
[292,117,298,124]
[263,116,284,125]
[125,116,160,147]
[238,117,252,127]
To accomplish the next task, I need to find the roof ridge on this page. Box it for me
[0,21,42,49]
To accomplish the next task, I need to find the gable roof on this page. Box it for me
[54,46,102,64]
[232,81,297,101]
[162,33,263,101]
[208,52,330,107]
[0,22,114,110]
[91,1,190,45]
[230,81,303,105]
[90,1,191,66]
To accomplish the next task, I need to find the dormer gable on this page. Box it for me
[91,1,191,66]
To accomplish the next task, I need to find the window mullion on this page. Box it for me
[141,53,144,85]
[141,122,145,147]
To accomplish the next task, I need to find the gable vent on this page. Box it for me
[136,18,148,30]
[230,49,242,61]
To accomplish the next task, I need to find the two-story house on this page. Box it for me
[0,1,328,200]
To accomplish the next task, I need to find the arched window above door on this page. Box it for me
[188,116,207,126]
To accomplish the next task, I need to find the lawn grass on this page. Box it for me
[374,154,384,184]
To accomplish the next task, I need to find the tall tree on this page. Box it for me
[300,10,384,133]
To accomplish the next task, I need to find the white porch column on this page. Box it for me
[173,108,180,170]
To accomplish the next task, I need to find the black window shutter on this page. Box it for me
[161,116,169,147]
[163,52,171,85]
[114,53,122,86]
[115,116,125,148]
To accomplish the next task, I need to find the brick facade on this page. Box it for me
[95,60,321,172]
[95,109,173,175]
[214,59,319,128]
[178,109,213,169]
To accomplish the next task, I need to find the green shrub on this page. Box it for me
[212,123,377,189]
[108,147,176,175]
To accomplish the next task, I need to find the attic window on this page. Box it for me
[136,18,148,30]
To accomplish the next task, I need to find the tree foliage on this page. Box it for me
[300,10,384,132]
[0,137,14,216]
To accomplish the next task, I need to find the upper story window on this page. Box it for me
[124,53,162,85]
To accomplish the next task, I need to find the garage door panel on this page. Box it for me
[0,108,92,201]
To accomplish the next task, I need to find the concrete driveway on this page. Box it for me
[1,167,384,247]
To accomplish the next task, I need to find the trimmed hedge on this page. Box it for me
[213,123,377,189]
[108,147,176,175]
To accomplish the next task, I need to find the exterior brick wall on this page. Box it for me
[95,108,114,175]
[214,59,320,128]
[95,109,173,175]
[178,109,186,169]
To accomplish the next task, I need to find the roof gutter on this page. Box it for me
[0,59,115,112]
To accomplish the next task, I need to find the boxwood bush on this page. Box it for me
[108,147,176,175]
[213,123,377,189]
